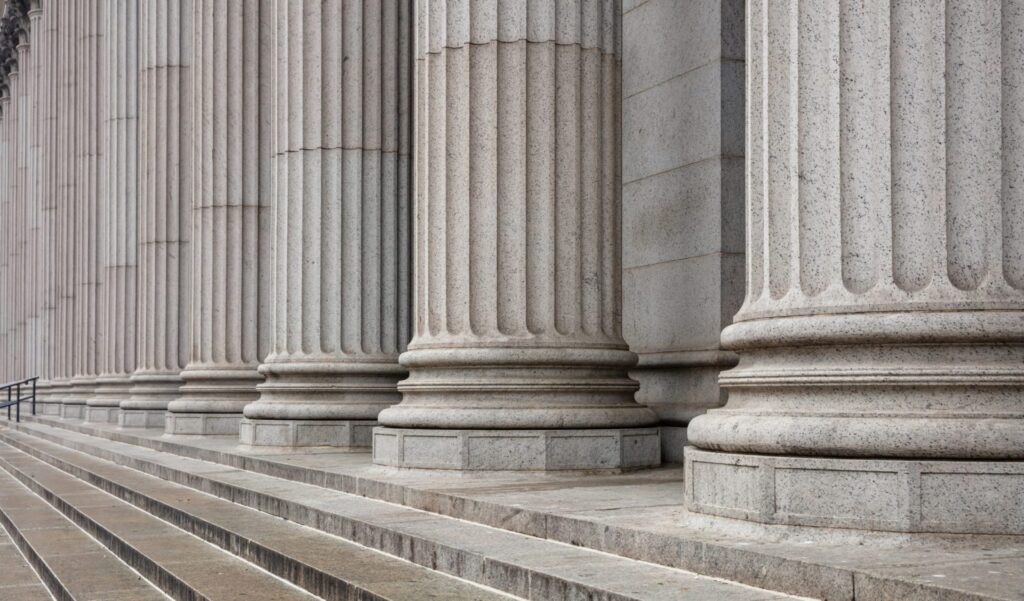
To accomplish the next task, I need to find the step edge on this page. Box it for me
[16,416,853,599]
[3,429,705,601]
[0,430,524,601]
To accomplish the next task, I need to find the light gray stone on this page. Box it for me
[377,1,660,470]
[122,0,193,430]
[373,427,661,471]
[240,418,375,449]
[244,1,412,447]
[686,0,1024,534]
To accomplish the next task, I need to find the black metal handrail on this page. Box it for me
[0,377,37,423]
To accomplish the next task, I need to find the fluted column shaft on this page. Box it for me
[241,0,411,448]
[53,0,78,408]
[167,0,270,436]
[36,0,59,413]
[62,0,104,418]
[688,0,1024,460]
[88,0,138,422]
[12,46,24,384]
[123,0,193,428]
[377,1,656,436]
[0,85,9,384]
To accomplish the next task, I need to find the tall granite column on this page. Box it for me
[122,0,193,428]
[686,0,1024,534]
[89,0,137,423]
[53,0,77,413]
[35,0,59,414]
[66,0,103,418]
[25,9,42,392]
[167,0,270,436]
[12,37,25,386]
[374,0,660,470]
[240,0,411,447]
[0,81,9,384]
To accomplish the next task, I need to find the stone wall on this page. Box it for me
[621,0,745,461]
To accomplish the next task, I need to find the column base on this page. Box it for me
[60,403,85,419]
[684,447,1024,535]
[165,413,242,436]
[239,418,375,448]
[372,427,661,471]
[84,406,120,424]
[39,402,63,416]
[118,409,167,429]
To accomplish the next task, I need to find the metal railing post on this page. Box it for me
[31,378,36,415]
[6,387,10,421]
[15,383,20,423]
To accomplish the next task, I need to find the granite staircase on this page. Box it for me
[0,419,804,601]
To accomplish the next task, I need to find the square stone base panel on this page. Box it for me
[685,446,1024,534]
[373,427,661,471]
[38,402,63,417]
[118,409,167,429]
[84,406,120,424]
[60,404,85,419]
[239,418,375,448]
[165,413,242,436]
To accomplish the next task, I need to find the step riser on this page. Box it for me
[0,435,398,601]
[0,429,663,601]
[0,455,204,601]
[0,503,73,601]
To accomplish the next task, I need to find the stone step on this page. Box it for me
[0,527,53,601]
[0,425,803,601]
[0,432,522,601]
[0,444,329,601]
[0,464,168,601]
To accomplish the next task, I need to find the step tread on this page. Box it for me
[0,527,53,601]
[0,433,529,601]
[0,467,167,601]
[0,446,321,601]
[0,425,802,601]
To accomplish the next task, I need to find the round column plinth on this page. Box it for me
[379,348,658,430]
[61,378,95,419]
[121,373,181,429]
[85,377,132,424]
[688,312,1024,459]
[373,427,661,471]
[239,418,376,449]
[684,447,1024,535]
[166,369,262,435]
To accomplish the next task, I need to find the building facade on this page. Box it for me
[0,0,1022,537]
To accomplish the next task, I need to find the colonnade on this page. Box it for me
[0,0,1022,534]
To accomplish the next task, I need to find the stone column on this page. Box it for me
[12,36,26,385]
[13,37,25,385]
[89,0,137,423]
[166,0,269,436]
[374,0,660,471]
[52,0,77,412]
[240,0,411,447]
[122,0,193,428]
[25,9,42,391]
[66,0,103,419]
[686,0,1024,534]
[34,0,60,414]
[0,80,8,384]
